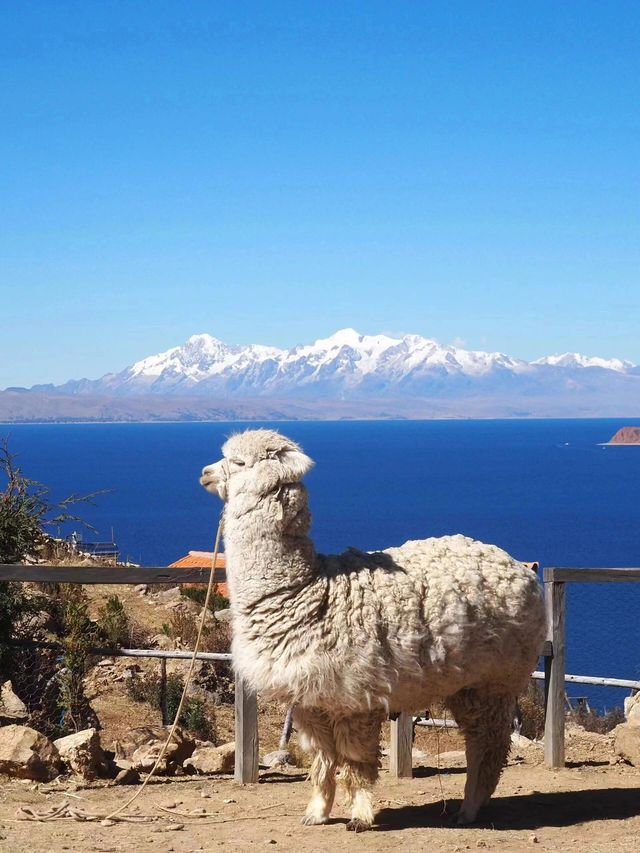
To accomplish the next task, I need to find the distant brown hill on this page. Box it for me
[607,426,640,444]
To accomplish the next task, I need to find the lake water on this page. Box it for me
[3,419,640,710]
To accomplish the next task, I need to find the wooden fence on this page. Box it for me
[1,563,638,780]
[540,567,640,768]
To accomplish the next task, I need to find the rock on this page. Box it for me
[54,728,105,780]
[0,725,61,781]
[624,692,640,726]
[511,732,542,749]
[115,726,193,761]
[184,741,235,774]
[150,633,175,651]
[0,681,28,722]
[607,426,640,445]
[134,584,149,594]
[614,722,640,766]
[262,749,296,769]
[157,587,181,604]
[114,766,141,785]
[120,727,195,774]
[213,608,232,623]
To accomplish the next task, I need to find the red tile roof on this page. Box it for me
[169,550,226,569]
[169,551,228,598]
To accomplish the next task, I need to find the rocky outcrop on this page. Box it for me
[607,426,640,445]
[0,725,61,781]
[615,723,640,766]
[624,692,640,726]
[262,749,296,769]
[54,728,106,780]
[184,741,235,774]
[115,726,195,774]
[0,681,28,723]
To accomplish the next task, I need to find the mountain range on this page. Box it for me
[2,329,639,421]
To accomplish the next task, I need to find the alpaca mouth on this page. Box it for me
[200,474,216,489]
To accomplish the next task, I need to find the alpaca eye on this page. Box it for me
[232,459,245,467]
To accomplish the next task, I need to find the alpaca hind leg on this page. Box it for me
[294,706,337,825]
[334,712,384,832]
[449,690,514,825]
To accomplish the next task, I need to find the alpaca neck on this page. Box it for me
[222,483,319,614]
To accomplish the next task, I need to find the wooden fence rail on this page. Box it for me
[2,564,639,779]
[0,563,257,783]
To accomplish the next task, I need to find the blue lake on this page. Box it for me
[3,419,640,710]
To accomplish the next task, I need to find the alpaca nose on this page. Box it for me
[200,462,219,488]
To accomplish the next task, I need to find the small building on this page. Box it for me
[169,550,229,597]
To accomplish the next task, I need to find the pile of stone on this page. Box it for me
[0,716,237,783]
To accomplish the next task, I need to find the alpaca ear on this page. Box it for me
[277,448,314,481]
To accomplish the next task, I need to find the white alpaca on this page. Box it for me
[200,429,546,831]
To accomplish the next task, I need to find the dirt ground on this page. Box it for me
[1,727,638,853]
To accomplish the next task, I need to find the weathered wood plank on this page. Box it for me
[0,564,225,585]
[235,677,259,784]
[389,712,413,778]
[544,580,566,768]
[542,640,553,657]
[533,671,640,690]
[543,567,640,583]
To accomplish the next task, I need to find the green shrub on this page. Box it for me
[570,704,626,734]
[97,594,129,647]
[0,439,104,684]
[518,681,546,740]
[55,585,99,734]
[180,584,230,613]
[126,670,216,741]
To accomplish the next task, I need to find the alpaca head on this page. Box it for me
[200,429,314,501]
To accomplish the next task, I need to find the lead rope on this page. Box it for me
[102,514,225,822]
[18,514,224,825]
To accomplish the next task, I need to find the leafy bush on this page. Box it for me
[126,670,216,741]
[166,609,231,655]
[54,584,100,734]
[0,438,101,564]
[97,594,130,647]
[180,584,229,613]
[0,439,103,683]
[518,682,546,740]
[570,704,626,734]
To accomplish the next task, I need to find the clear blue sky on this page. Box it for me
[1,1,638,386]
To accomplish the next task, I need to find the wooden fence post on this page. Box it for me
[389,712,413,777]
[235,677,259,783]
[544,578,566,768]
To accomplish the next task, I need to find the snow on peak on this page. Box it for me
[533,353,635,372]
[318,328,364,348]
[115,330,635,394]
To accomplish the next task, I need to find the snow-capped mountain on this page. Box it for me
[30,328,637,400]
[39,329,535,398]
[7,328,637,421]
[532,353,635,372]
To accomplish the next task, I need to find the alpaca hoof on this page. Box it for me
[455,809,478,826]
[346,818,371,833]
[301,814,329,826]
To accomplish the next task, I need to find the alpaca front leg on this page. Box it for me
[335,711,384,832]
[302,751,337,825]
[341,761,377,831]
[295,706,338,826]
